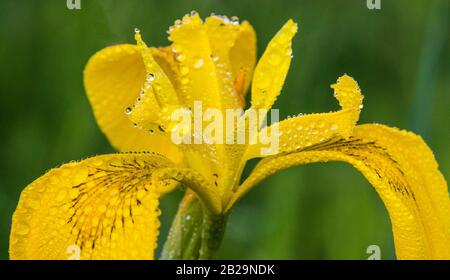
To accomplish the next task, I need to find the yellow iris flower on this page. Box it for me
[9,12,450,260]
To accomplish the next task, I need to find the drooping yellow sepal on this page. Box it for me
[10,152,223,259]
[230,124,450,259]
[10,154,169,260]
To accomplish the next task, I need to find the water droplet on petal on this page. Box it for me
[211,55,219,62]
[193,57,204,69]
[176,53,186,62]
[146,73,155,82]
[174,19,182,27]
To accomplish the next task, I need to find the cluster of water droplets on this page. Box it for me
[274,119,341,152]
[167,10,199,34]
[209,13,240,25]
[125,72,155,114]
[286,113,304,119]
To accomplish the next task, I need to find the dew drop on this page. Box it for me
[211,55,219,62]
[174,19,182,27]
[176,53,186,62]
[147,73,155,82]
[125,107,133,115]
[193,57,204,69]
[286,48,293,56]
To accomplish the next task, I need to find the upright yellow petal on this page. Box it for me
[246,75,363,158]
[205,16,255,108]
[10,153,171,259]
[251,19,297,110]
[230,124,450,259]
[83,44,182,162]
[168,13,222,109]
[229,21,257,97]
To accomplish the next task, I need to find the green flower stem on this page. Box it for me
[160,192,228,260]
[199,206,228,260]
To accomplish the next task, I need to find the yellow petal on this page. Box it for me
[204,16,254,108]
[230,124,450,259]
[83,44,182,162]
[251,19,297,110]
[229,21,257,97]
[10,153,173,259]
[246,74,363,158]
[168,13,222,109]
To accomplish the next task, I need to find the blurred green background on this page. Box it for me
[0,0,449,260]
